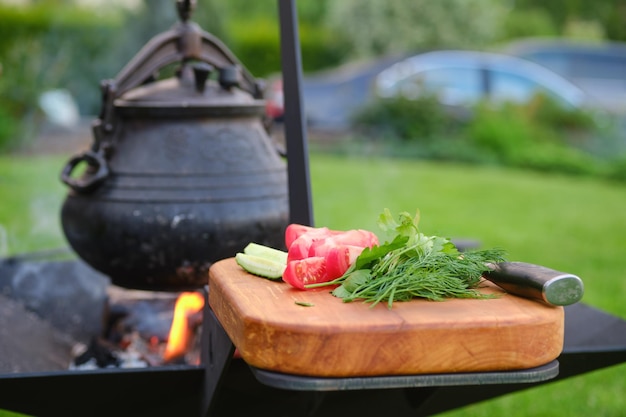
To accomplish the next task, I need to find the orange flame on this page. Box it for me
[163,291,204,362]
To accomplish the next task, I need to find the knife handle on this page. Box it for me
[484,262,584,306]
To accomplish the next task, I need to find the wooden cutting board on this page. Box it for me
[208,258,564,378]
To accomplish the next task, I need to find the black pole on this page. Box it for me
[277,0,314,226]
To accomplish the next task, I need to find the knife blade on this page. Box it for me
[484,262,584,306]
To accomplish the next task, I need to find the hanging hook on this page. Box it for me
[176,0,196,22]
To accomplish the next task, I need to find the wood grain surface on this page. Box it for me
[209,258,564,377]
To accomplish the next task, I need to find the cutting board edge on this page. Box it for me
[226,319,564,377]
[208,257,565,378]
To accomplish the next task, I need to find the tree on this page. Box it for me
[513,0,626,41]
[324,0,507,59]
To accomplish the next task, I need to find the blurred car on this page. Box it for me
[373,50,597,115]
[504,39,626,114]
[264,54,409,131]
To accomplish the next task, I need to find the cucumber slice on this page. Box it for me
[243,242,288,264]
[235,253,286,280]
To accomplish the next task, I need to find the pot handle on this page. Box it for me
[110,8,262,100]
[90,4,264,153]
[60,150,110,193]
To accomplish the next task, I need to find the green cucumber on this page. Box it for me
[243,242,288,264]
[235,253,286,280]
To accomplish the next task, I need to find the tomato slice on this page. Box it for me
[283,257,328,290]
[283,225,380,290]
[283,245,365,290]
[285,224,318,248]
[324,245,364,280]
[308,230,379,257]
[284,224,343,248]
[287,233,323,262]
[329,229,379,248]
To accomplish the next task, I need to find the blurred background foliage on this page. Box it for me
[0,0,625,150]
[348,91,626,182]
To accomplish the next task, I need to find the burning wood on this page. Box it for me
[69,289,205,369]
[71,334,161,369]
[163,291,204,363]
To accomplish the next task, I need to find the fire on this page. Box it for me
[163,291,204,362]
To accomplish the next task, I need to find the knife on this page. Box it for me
[484,262,584,306]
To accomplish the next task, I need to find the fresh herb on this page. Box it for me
[306,209,507,308]
[294,301,315,307]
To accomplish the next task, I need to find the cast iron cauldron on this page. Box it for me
[60,1,288,291]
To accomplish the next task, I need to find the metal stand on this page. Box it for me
[198,302,626,417]
[201,287,235,417]
[0,301,623,417]
[249,362,560,392]
[279,0,314,226]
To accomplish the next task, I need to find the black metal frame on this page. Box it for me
[1,301,623,417]
[279,0,314,226]
[0,1,624,416]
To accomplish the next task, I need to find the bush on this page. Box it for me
[501,8,559,39]
[606,156,626,182]
[462,99,604,175]
[523,94,596,131]
[468,113,599,175]
[0,4,123,150]
[227,17,349,77]
[351,94,455,142]
[349,92,623,180]
[0,103,19,150]
[326,0,506,59]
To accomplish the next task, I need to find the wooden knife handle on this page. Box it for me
[484,262,584,306]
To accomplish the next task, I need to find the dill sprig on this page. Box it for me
[306,209,507,308]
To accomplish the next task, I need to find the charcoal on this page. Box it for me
[0,293,75,373]
[0,258,110,342]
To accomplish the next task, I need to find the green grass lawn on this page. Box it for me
[0,152,624,416]
[0,155,68,257]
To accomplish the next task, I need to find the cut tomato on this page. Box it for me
[283,257,328,290]
[324,245,364,280]
[282,225,380,291]
[283,246,361,290]
[328,229,379,248]
[285,224,318,248]
[287,228,337,262]
[308,230,379,257]
[284,224,343,248]
[287,233,322,262]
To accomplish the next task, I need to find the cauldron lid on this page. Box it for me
[114,67,265,117]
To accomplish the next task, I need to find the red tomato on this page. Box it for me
[287,227,346,262]
[308,230,379,257]
[285,224,318,248]
[332,229,379,248]
[284,224,343,248]
[283,257,328,290]
[287,232,325,262]
[282,225,380,290]
[324,245,364,279]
